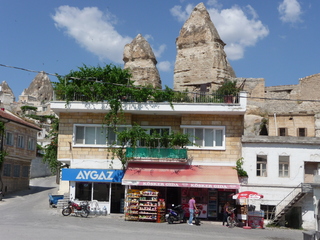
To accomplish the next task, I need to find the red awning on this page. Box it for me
[122,163,240,189]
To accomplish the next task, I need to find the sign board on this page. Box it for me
[62,168,124,183]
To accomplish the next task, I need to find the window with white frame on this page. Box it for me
[257,155,267,177]
[279,156,290,177]
[5,131,13,146]
[181,125,225,149]
[139,127,171,147]
[28,138,35,150]
[17,135,25,148]
[74,125,128,146]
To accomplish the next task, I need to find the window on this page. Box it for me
[260,205,275,220]
[279,156,290,177]
[75,182,110,201]
[257,155,267,177]
[3,164,11,177]
[278,128,287,136]
[17,135,25,148]
[28,138,35,150]
[74,125,127,146]
[22,166,29,178]
[5,132,13,146]
[298,128,306,137]
[181,125,225,149]
[13,165,20,177]
[139,127,170,147]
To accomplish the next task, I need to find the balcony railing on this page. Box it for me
[126,147,187,161]
[53,91,240,104]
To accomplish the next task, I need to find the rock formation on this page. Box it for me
[123,34,162,88]
[173,2,235,93]
[19,71,53,103]
[0,81,15,110]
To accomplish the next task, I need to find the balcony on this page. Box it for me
[126,147,188,163]
[51,91,247,116]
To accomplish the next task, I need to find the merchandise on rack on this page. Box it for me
[157,199,166,223]
[139,189,159,221]
[125,189,140,221]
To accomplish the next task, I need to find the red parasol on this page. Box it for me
[232,191,264,229]
[232,191,264,200]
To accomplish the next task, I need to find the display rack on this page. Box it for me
[157,199,166,223]
[125,189,140,221]
[139,189,158,221]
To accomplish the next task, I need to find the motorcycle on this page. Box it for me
[194,209,201,226]
[62,201,90,218]
[166,204,186,224]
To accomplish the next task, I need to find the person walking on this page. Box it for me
[188,196,197,225]
[222,202,231,226]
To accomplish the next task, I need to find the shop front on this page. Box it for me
[62,168,125,214]
[122,163,240,221]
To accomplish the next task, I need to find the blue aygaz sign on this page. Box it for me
[62,168,124,183]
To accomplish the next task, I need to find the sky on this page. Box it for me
[1,0,320,99]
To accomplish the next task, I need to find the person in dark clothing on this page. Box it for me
[222,202,231,226]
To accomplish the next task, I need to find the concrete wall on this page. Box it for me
[30,157,52,178]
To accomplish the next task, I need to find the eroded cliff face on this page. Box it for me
[20,71,53,103]
[123,34,162,88]
[173,2,235,93]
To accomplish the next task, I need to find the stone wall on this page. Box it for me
[58,112,243,165]
[268,114,315,137]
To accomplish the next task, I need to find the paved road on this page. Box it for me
[0,176,305,240]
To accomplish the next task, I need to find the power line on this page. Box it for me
[0,63,61,77]
[1,63,320,102]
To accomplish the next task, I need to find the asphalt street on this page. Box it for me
[0,176,305,240]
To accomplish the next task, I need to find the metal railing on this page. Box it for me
[269,183,303,224]
[126,147,187,160]
[53,91,240,104]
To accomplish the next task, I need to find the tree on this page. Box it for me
[54,64,133,127]
[42,118,60,177]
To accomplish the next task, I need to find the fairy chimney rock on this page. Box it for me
[174,2,235,93]
[123,34,162,88]
[20,71,53,103]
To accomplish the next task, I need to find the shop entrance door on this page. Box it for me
[166,187,181,207]
[111,183,125,213]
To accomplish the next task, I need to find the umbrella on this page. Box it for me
[232,191,264,200]
[232,191,264,229]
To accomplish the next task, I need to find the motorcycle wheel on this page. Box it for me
[227,216,235,228]
[80,209,89,218]
[168,216,174,224]
[62,207,72,216]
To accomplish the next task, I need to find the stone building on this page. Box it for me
[0,109,41,194]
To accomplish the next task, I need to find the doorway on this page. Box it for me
[110,183,125,213]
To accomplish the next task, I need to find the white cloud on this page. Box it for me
[157,61,171,72]
[153,44,167,58]
[278,0,302,23]
[52,6,132,63]
[170,4,194,22]
[170,3,269,60]
[206,0,222,9]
